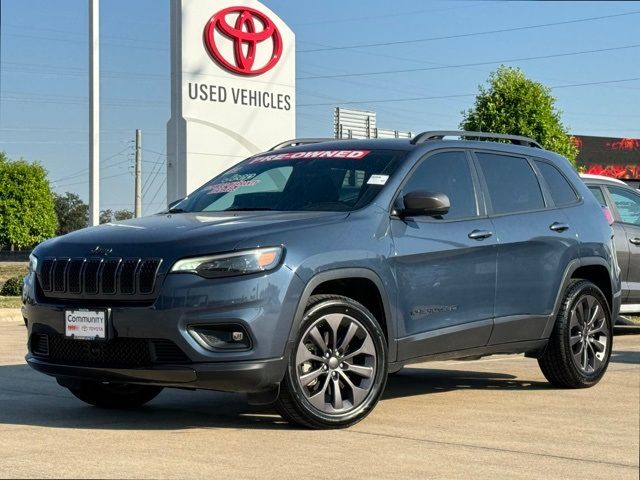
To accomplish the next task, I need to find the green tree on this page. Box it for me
[114,209,134,221]
[460,66,578,164]
[0,152,57,250]
[99,209,134,224]
[99,209,114,224]
[54,192,88,235]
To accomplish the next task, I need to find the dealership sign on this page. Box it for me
[167,0,295,202]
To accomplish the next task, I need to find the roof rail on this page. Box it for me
[269,138,336,151]
[410,130,543,149]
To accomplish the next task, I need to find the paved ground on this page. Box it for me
[0,318,638,480]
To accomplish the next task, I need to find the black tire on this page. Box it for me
[538,280,613,388]
[275,294,388,429]
[67,381,163,409]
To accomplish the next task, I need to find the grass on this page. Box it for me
[0,296,22,309]
[0,262,28,284]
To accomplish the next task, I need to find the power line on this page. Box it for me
[3,32,168,52]
[51,147,131,183]
[298,77,640,107]
[292,1,497,27]
[55,171,132,189]
[298,10,640,52]
[299,43,640,80]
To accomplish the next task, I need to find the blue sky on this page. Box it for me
[1,0,639,213]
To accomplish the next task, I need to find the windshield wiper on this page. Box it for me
[225,207,278,212]
[167,207,186,213]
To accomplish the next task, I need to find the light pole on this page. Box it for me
[89,0,100,226]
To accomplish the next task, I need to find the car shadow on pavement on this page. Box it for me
[0,363,556,431]
[610,350,640,365]
[383,367,550,400]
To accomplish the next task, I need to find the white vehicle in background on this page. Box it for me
[581,174,640,316]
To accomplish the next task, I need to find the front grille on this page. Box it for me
[30,334,190,368]
[151,339,191,363]
[38,257,162,297]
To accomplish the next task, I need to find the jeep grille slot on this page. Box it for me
[138,259,162,294]
[37,257,162,298]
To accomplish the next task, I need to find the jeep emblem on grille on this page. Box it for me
[89,246,113,256]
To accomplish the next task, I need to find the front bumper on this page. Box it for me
[22,265,304,393]
[26,354,286,393]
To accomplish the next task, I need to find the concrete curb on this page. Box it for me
[0,308,22,324]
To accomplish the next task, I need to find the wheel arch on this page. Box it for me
[542,257,617,338]
[286,268,396,361]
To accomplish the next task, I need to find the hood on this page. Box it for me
[34,211,348,262]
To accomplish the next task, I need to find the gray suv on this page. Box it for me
[23,131,621,429]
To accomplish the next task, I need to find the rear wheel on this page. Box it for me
[275,295,388,429]
[66,381,163,408]
[538,280,612,388]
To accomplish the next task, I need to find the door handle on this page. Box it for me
[549,222,570,233]
[468,230,493,240]
[630,237,640,246]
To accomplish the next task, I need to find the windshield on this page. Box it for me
[173,149,407,213]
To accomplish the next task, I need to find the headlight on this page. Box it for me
[28,253,38,274]
[170,247,283,279]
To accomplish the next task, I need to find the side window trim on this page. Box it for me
[526,158,553,209]
[470,149,548,217]
[530,157,581,208]
[390,148,484,222]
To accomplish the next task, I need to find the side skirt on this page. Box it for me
[398,339,548,365]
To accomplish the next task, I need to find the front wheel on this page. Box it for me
[538,280,613,388]
[66,381,163,408]
[275,295,388,429]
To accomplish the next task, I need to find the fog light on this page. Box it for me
[189,324,251,351]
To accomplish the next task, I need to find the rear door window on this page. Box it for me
[475,152,545,215]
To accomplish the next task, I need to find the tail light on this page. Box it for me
[602,206,614,225]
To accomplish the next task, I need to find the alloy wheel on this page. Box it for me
[295,312,377,415]
[569,294,610,374]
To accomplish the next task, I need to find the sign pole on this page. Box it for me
[89,0,100,226]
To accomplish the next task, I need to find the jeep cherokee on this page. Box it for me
[23,131,621,429]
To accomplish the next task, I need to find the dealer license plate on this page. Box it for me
[64,309,107,340]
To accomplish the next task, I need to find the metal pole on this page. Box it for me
[89,0,100,226]
[134,129,142,218]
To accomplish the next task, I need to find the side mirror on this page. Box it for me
[399,191,450,218]
[167,198,184,210]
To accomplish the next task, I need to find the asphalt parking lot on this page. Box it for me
[0,318,638,480]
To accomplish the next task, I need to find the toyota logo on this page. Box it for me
[204,6,283,76]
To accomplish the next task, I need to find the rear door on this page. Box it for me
[472,151,580,344]
[606,186,640,303]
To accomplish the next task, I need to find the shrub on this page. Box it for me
[1,275,24,296]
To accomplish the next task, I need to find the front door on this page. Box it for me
[390,150,497,360]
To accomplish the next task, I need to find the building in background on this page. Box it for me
[334,108,414,139]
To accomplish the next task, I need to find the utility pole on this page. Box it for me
[89,0,100,226]
[134,129,142,218]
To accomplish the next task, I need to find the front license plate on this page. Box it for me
[65,309,107,340]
